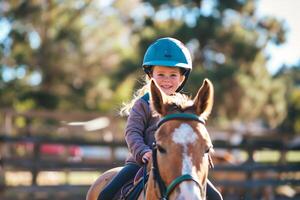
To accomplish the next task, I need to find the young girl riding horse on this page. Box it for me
[97,37,223,200]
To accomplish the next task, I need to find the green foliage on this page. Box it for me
[0,0,133,111]
[19,91,59,109]
[276,65,300,134]
[0,0,293,131]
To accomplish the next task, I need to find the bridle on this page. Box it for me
[151,113,213,200]
[156,113,206,128]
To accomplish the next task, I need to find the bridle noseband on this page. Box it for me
[152,113,208,199]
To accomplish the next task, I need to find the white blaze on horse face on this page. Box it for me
[172,124,198,175]
[172,123,202,199]
[172,123,198,145]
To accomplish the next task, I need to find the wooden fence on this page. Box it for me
[0,109,300,199]
[0,135,300,199]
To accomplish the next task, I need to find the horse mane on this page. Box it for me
[167,93,192,106]
[152,93,194,117]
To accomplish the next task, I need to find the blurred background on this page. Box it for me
[0,0,299,199]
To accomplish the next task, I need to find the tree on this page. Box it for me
[0,0,290,130]
[276,64,300,135]
[0,0,137,112]
[121,0,288,128]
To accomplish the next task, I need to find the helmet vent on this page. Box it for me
[164,52,172,58]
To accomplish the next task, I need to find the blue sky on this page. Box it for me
[257,0,300,74]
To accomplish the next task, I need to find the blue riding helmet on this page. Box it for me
[142,37,192,92]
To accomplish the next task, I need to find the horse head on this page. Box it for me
[148,78,214,200]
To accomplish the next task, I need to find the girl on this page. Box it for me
[98,37,222,200]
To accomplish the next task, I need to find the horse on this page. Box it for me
[86,78,215,200]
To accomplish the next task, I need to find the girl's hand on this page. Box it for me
[142,151,152,164]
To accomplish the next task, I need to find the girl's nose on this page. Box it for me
[162,75,172,80]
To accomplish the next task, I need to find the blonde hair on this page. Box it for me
[119,75,151,116]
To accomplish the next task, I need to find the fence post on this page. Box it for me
[32,141,40,186]
[0,157,4,191]
[245,145,254,200]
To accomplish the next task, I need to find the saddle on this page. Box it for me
[113,166,149,200]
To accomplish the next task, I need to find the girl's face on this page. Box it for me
[151,66,185,95]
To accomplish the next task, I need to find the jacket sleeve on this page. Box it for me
[125,98,152,165]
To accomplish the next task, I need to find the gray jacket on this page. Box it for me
[125,94,159,165]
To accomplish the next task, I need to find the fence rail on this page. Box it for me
[1,134,300,199]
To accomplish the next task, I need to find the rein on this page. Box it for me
[152,113,206,199]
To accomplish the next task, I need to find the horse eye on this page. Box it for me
[157,145,167,154]
[205,146,212,154]
[169,103,178,111]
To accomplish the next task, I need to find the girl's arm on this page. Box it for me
[125,98,151,165]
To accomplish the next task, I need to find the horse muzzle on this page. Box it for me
[171,181,205,200]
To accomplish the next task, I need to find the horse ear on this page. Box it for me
[150,79,166,115]
[193,79,214,119]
